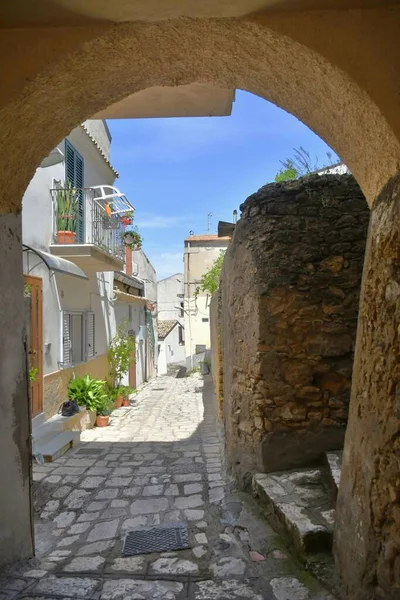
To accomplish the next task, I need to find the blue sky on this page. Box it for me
[107,90,337,279]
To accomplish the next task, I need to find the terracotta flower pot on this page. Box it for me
[95,415,109,427]
[57,231,76,244]
[122,398,130,407]
[115,396,123,408]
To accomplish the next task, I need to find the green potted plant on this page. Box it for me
[108,323,135,405]
[56,182,78,244]
[119,385,133,407]
[122,227,142,249]
[95,397,113,427]
[199,359,211,375]
[67,374,109,425]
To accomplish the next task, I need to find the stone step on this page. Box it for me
[253,468,335,555]
[325,451,342,499]
[33,431,79,462]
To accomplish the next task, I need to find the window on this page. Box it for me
[178,325,184,345]
[195,344,206,354]
[65,140,84,242]
[180,301,184,318]
[202,317,209,323]
[62,311,95,366]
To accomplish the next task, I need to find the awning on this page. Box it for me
[23,245,88,280]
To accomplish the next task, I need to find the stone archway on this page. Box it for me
[0,6,400,598]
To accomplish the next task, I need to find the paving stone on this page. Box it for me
[52,486,72,499]
[195,532,208,545]
[112,467,133,476]
[173,473,202,483]
[101,508,127,519]
[150,557,199,575]
[110,556,146,573]
[96,489,119,500]
[196,521,208,529]
[80,476,106,489]
[111,499,129,508]
[33,575,98,597]
[193,546,207,558]
[184,509,205,521]
[184,483,203,495]
[105,477,132,487]
[63,556,105,572]
[100,579,184,600]
[77,540,115,555]
[208,473,223,482]
[44,475,62,484]
[130,497,168,515]
[87,519,120,542]
[210,557,247,578]
[68,522,91,535]
[175,494,204,509]
[42,500,59,514]
[22,569,47,578]
[270,577,309,600]
[54,511,76,528]
[57,535,80,547]
[165,484,179,496]
[121,516,148,530]
[122,486,141,497]
[64,489,91,509]
[78,512,101,522]
[194,580,263,600]
[209,487,225,504]
[143,485,164,496]
[87,501,108,511]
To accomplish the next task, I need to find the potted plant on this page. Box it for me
[122,227,142,249]
[67,374,109,426]
[120,211,134,228]
[119,385,132,407]
[108,322,135,404]
[56,182,78,244]
[95,397,113,427]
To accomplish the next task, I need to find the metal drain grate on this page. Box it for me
[122,522,190,556]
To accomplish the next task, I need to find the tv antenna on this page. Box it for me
[207,212,212,233]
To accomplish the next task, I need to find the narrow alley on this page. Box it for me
[1,374,334,600]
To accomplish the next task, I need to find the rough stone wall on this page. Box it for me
[210,289,224,420]
[221,174,369,482]
[335,173,400,600]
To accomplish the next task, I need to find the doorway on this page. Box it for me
[24,275,43,418]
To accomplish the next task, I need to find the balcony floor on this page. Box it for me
[50,243,124,272]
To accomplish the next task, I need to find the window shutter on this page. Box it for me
[132,262,138,275]
[65,140,85,243]
[62,312,72,366]
[86,312,95,360]
[75,155,84,243]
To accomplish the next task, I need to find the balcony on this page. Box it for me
[50,185,134,272]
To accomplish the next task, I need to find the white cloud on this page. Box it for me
[151,251,184,279]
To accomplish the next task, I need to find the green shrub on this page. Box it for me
[68,374,109,413]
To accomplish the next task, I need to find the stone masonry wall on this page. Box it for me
[210,289,224,420]
[221,174,369,483]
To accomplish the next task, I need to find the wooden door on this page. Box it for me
[24,275,43,418]
[129,334,136,390]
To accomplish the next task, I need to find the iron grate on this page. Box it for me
[122,522,190,556]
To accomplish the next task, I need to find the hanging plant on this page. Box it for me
[122,227,143,249]
[121,216,132,227]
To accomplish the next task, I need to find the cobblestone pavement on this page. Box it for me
[0,374,335,600]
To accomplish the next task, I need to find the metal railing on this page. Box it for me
[51,187,127,261]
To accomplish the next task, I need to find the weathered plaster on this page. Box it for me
[335,172,400,600]
[0,213,33,566]
[0,9,400,213]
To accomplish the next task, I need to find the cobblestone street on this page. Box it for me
[1,374,335,599]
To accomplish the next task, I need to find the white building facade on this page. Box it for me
[157,273,185,375]
[22,120,135,421]
[183,235,230,368]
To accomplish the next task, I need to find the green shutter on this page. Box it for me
[65,140,84,243]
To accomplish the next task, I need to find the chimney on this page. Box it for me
[125,245,132,275]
